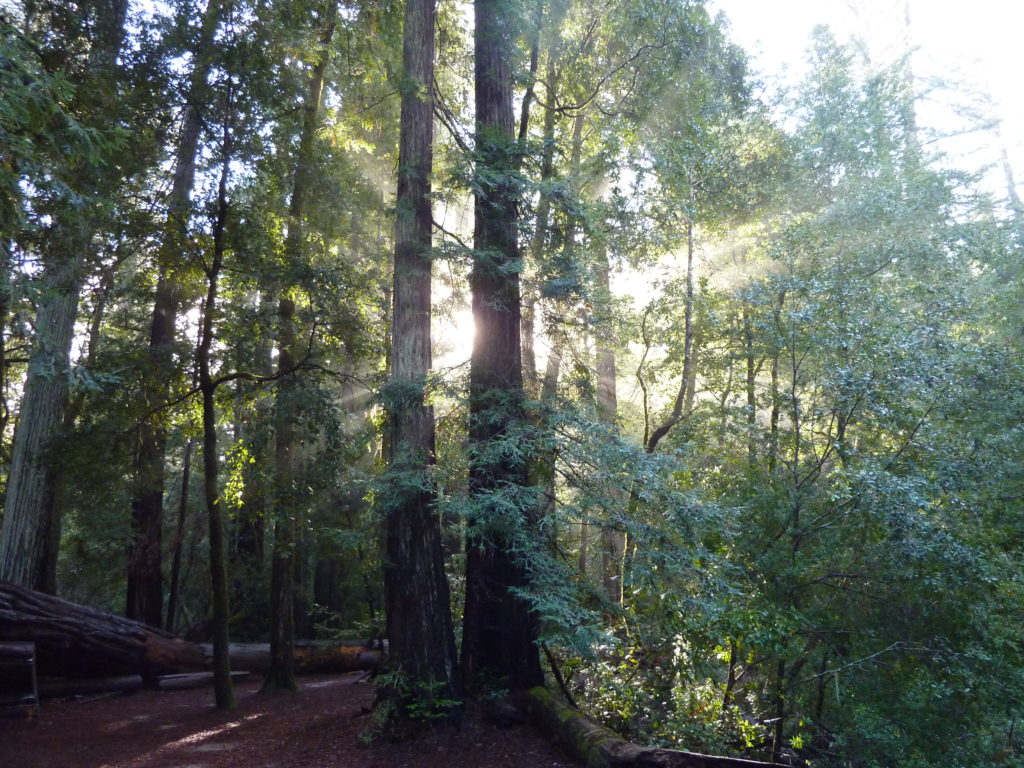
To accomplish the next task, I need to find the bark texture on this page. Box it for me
[0,0,129,593]
[382,0,459,707]
[0,581,205,678]
[462,0,543,693]
[0,258,81,592]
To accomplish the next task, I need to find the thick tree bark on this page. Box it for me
[0,0,129,595]
[127,0,222,629]
[0,255,80,592]
[381,0,459,714]
[0,582,378,682]
[0,581,205,678]
[462,0,543,693]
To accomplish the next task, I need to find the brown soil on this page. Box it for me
[1,673,578,768]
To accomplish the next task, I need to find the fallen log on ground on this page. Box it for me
[0,581,381,680]
[35,671,253,699]
[0,581,206,678]
[199,642,382,674]
[522,687,788,768]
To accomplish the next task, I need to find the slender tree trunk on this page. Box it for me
[197,113,235,710]
[595,236,625,603]
[522,51,561,391]
[771,659,787,764]
[744,307,757,469]
[165,437,193,633]
[127,0,222,627]
[462,0,543,693]
[645,220,696,454]
[381,0,459,715]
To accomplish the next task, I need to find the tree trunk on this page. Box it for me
[0,0,129,598]
[523,687,787,768]
[266,293,299,692]
[0,254,83,592]
[264,3,337,693]
[205,642,381,675]
[595,236,625,603]
[645,220,697,454]
[462,0,543,693]
[127,0,222,629]
[0,581,205,678]
[165,438,193,633]
[380,0,459,717]
[197,122,235,710]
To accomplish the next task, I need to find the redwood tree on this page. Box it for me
[381,0,459,714]
[460,0,543,693]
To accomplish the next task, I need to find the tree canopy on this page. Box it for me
[0,1,1021,765]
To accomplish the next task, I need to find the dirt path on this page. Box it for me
[1,673,576,767]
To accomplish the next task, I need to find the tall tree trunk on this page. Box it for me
[127,0,222,628]
[197,113,235,710]
[743,307,757,469]
[0,0,129,593]
[0,255,82,592]
[522,46,561,391]
[595,229,625,603]
[462,0,543,693]
[264,4,337,691]
[266,294,298,691]
[381,0,459,716]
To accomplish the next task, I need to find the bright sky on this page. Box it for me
[708,0,1024,198]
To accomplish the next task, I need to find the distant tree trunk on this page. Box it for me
[462,0,543,693]
[235,291,275,584]
[743,307,757,469]
[266,294,298,692]
[522,49,561,392]
[595,235,625,603]
[165,438,193,633]
[265,4,337,692]
[381,0,459,716]
[127,0,222,628]
[645,219,697,454]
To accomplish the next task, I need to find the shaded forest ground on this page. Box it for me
[1,672,574,767]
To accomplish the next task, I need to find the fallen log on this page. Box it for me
[0,581,206,678]
[37,675,144,699]
[198,642,382,674]
[522,687,788,768]
[0,581,380,681]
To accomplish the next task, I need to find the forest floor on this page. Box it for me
[1,672,577,767]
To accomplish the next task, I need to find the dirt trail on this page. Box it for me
[1,673,575,767]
